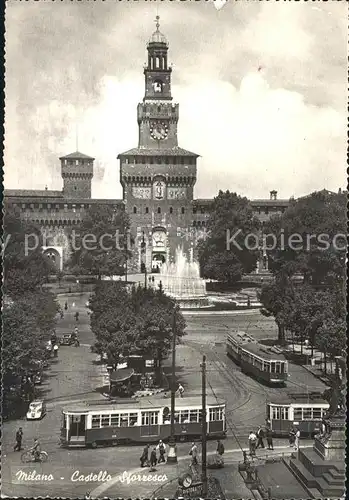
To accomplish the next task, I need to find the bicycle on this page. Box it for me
[21,450,48,463]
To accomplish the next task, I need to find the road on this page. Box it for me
[2,293,327,498]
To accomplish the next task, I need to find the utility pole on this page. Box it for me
[201,355,208,496]
[167,306,178,463]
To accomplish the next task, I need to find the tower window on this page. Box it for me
[158,106,161,112]
[76,160,79,165]
[155,57,160,68]
[181,207,185,214]
[157,207,161,214]
[145,207,149,214]
[169,207,173,214]
[133,207,137,214]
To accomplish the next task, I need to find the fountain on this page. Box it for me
[158,247,211,309]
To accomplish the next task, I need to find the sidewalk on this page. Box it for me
[89,444,313,498]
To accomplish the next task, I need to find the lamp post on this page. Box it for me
[167,305,178,464]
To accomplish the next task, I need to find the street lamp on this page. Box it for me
[167,305,178,464]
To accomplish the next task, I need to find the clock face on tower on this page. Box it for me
[150,121,169,141]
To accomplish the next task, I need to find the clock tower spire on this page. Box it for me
[137,16,178,148]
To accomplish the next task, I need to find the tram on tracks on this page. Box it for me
[60,396,226,448]
[226,331,288,385]
[267,393,329,437]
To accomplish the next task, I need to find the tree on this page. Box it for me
[264,190,346,286]
[258,274,295,344]
[68,204,132,279]
[3,203,54,298]
[315,318,346,375]
[197,191,260,283]
[3,203,59,417]
[89,282,186,383]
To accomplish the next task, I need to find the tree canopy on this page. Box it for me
[197,191,260,283]
[258,190,346,353]
[89,282,186,381]
[68,204,132,279]
[3,204,60,417]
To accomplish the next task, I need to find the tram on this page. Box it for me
[226,331,288,385]
[267,393,329,437]
[60,396,226,448]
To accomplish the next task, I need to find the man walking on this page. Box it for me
[178,383,184,398]
[216,439,225,464]
[248,430,257,457]
[150,447,157,469]
[256,425,265,449]
[156,440,166,463]
[140,444,150,467]
[189,442,198,465]
[266,428,274,450]
[14,427,23,451]
[294,429,300,451]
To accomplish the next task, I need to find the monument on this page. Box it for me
[287,355,346,498]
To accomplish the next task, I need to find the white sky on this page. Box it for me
[4,0,347,200]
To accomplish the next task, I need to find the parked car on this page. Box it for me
[26,400,47,420]
[59,333,75,346]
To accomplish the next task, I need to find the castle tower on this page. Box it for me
[60,151,94,198]
[118,17,199,272]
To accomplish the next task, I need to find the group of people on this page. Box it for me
[140,440,167,467]
[248,420,274,456]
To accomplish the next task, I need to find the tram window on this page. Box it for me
[209,407,223,421]
[130,413,138,426]
[180,411,189,423]
[141,411,159,425]
[293,408,303,420]
[313,408,322,419]
[263,362,270,372]
[189,410,198,423]
[198,409,203,423]
[111,414,120,426]
[92,415,100,428]
[120,415,128,427]
[174,412,180,423]
[275,362,281,373]
[281,407,289,420]
[280,363,284,374]
[271,407,280,419]
[270,362,276,373]
[63,416,67,429]
[101,415,110,427]
[303,408,312,420]
[255,358,263,370]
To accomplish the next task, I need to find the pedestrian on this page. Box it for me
[53,344,59,358]
[157,440,166,463]
[150,447,157,469]
[248,430,257,457]
[294,429,300,450]
[265,417,271,430]
[64,301,68,310]
[266,428,274,450]
[14,427,23,451]
[140,444,150,467]
[60,310,64,319]
[216,439,225,464]
[189,442,198,465]
[256,426,265,449]
[75,311,79,322]
[178,383,184,398]
[289,426,296,447]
